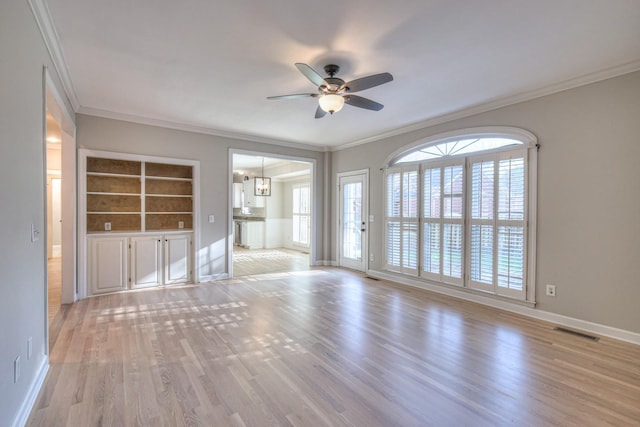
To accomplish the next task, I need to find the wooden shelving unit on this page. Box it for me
[144,162,193,232]
[85,157,193,232]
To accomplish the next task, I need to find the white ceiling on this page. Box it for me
[45,0,640,149]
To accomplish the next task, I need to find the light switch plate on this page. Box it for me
[178,221,185,229]
[31,224,40,242]
[369,215,375,222]
[208,215,215,223]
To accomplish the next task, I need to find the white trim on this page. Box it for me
[11,357,49,427]
[384,126,537,167]
[198,273,230,283]
[29,0,80,111]
[333,60,640,152]
[80,107,330,152]
[366,269,640,346]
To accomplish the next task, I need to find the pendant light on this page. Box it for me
[254,157,271,196]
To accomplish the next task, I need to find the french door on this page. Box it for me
[338,171,368,271]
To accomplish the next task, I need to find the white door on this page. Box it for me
[131,235,162,288]
[338,171,368,271]
[164,234,191,284]
[89,236,128,294]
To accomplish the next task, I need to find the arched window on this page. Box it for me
[384,127,537,302]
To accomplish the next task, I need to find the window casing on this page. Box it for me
[384,129,536,302]
[293,184,310,246]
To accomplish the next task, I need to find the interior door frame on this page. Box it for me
[228,149,317,278]
[43,67,77,354]
[337,169,369,272]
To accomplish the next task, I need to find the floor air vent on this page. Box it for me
[554,327,599,341]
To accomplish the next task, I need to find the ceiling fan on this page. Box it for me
[267,63,393,118]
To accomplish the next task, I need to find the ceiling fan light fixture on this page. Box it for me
[318,93,345,114]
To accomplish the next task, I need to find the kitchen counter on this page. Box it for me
[233,216,265,221]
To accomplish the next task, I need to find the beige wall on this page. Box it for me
[0,2,74,425]
[76,114,328,276]
[332,71,640,334]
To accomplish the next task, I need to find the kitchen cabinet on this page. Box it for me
[239,220,264,249]
[243,179,265,208]
[233,182,243,208]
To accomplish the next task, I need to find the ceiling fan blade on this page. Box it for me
[342,72,393,93]
[315,106,327,119]
[267,93,317,100]
[295,63,326,87]
[344,95,384,111]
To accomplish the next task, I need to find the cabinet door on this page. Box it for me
[240,221,248,246]
[89,236,128,294]
[164,234,191,284]
[130,235,162,288]
[246,221,265,249]
[233,183,243,208]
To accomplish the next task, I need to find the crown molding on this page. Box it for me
[78,107,329,152]
[332,59,640,152]
[26,0,640,153]
[29,0,80,112]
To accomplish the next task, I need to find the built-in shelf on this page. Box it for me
[85,156,194,232]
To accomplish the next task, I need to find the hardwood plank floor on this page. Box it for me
[233,247,309,277]
[29,268,640,426]
[48,256,62,324]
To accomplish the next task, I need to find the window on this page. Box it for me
[292,184,310,246]
[385,166,418,275]
[384,128,536,301]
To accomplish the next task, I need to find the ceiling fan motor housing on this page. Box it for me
[323,64,340,77]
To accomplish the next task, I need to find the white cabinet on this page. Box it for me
[130,235,163,289]
[89,236,128,294]
[89,232,191,295]
[232,182,243,209]
[243,179,264,208]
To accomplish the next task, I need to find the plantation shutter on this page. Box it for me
[385,166,418,275]
[468,152,526,298]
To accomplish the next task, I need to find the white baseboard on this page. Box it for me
[198,273,230,283]
[315,260,339,267]
[367,269,640,346]
[12,356,49,427]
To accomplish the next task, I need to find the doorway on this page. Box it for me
[230,152,315,277]
[44,73,76,350]
[338,170,369,272]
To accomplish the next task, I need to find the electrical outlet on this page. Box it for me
[208,215,215,223]
[369,215,375,222]
[178,221,184,229]
[14,356,20,383]
[546,284,556,297]
[27,337,32,360]
[369,253,375,261]
[104,222,111,231]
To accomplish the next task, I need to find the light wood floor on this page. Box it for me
[233,247,309,277]
[48,257,62,324]
[29,268,640,426]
